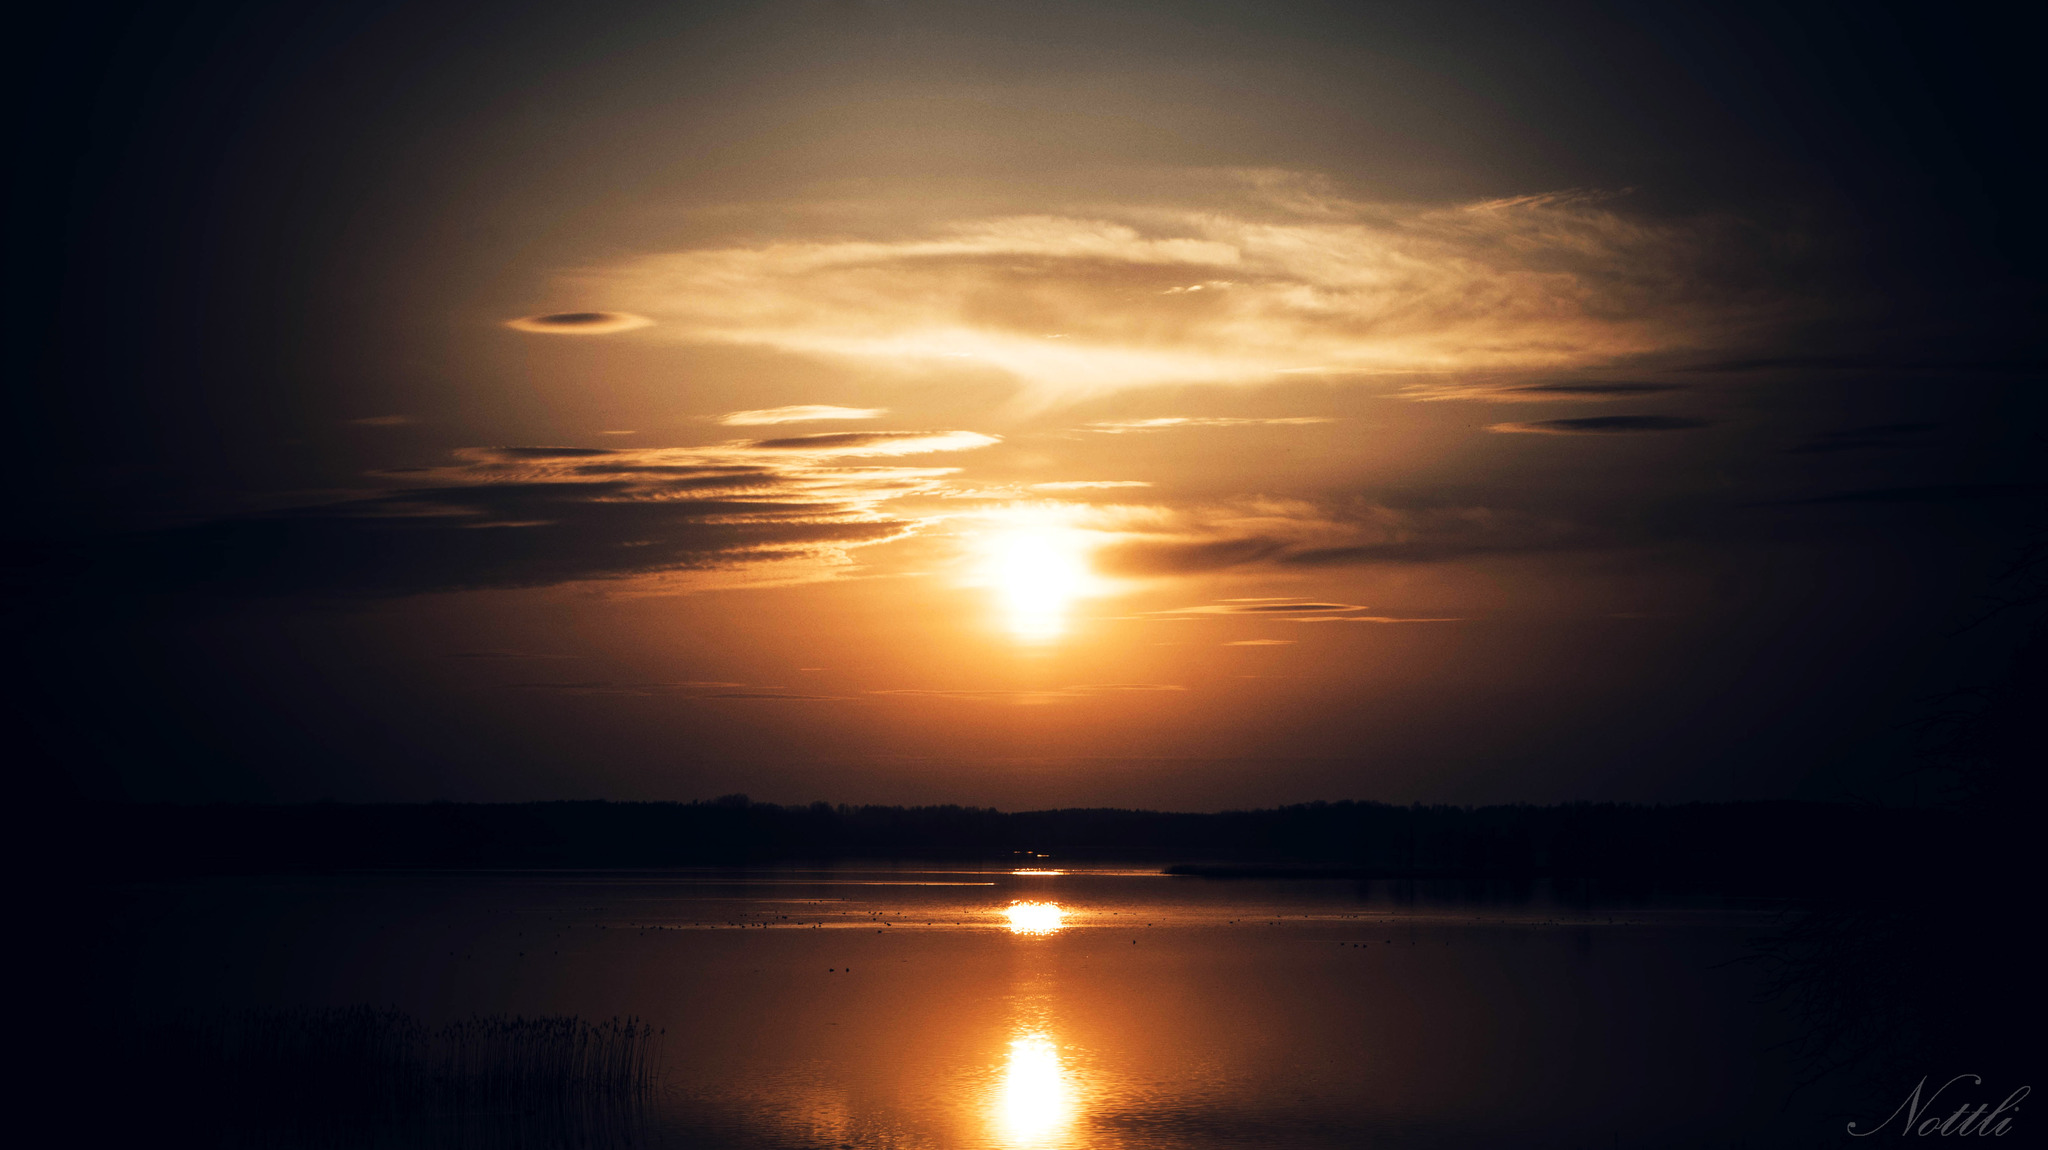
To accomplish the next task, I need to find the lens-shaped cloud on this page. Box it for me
[504,311,653,334]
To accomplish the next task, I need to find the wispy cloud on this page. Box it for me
[1029,480,1152,490]
[1084,417,1332,433]
[717,405,888,426]
[1144,601,1462,623]
[77,431,1000,603]
[1146,601,1368,616]
[348,414,416,427]
[571,177,1787,400]
[741,431,998,455]
[1083,497,1594,575]
[1401,381,1683,402]
[1488,415,1713,434]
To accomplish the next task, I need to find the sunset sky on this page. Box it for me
[21,0,2043,807]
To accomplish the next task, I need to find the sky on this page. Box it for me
[18,0,2045,808]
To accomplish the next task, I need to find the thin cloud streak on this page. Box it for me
[1401,381,1684,402]
[1085,417,1333,433]
[1145,602,1368,616]
[718,405,888,426]
[1489,415,1714,434]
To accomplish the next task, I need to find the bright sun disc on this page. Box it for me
[971,506,1108,643]
[1003,901,1066,934]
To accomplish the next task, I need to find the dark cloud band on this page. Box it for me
[504,311,652,334]
[1488,415,1714,434]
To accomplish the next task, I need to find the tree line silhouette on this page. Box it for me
[80,795,1944,894]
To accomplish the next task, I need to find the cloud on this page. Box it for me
[717,405,888,426]
[1401,381,1682,402]
[1029,480,1152,490]
[70,431,999,604]
[1084,417,1333,433]
[743,430,998,455]
[1147,601,1367,615]
[572,177,1786,399]
[348,414,416,427]
[869,684,1186,703]
[1143,601,1461,623]
[1085,497,1594,576]
[1224,639,1296,646]
[1317,616,1466,623]
[1786,423,1938,454]
[504,311,652,334]
[1488,415,1713,434]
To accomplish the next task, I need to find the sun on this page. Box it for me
[970,505,1111,643]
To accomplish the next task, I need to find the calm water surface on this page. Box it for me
[100,867,1856,1148]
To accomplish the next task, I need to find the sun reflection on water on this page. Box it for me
[994,1031,1075,1148]
[1003,902,1067,935]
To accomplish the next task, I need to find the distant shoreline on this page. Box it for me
[66,797,1955,896]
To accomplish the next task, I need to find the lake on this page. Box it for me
[92,866,1867,1148]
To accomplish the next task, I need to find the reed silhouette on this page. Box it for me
[124,1006,659,1147]
[1757,522,2045,1115]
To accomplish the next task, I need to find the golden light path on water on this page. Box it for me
[989,899,1082,1145]
[1002,901,1067,935]
[994,1031,1078,1148]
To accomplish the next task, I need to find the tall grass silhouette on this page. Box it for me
[130,1006,660,1146]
